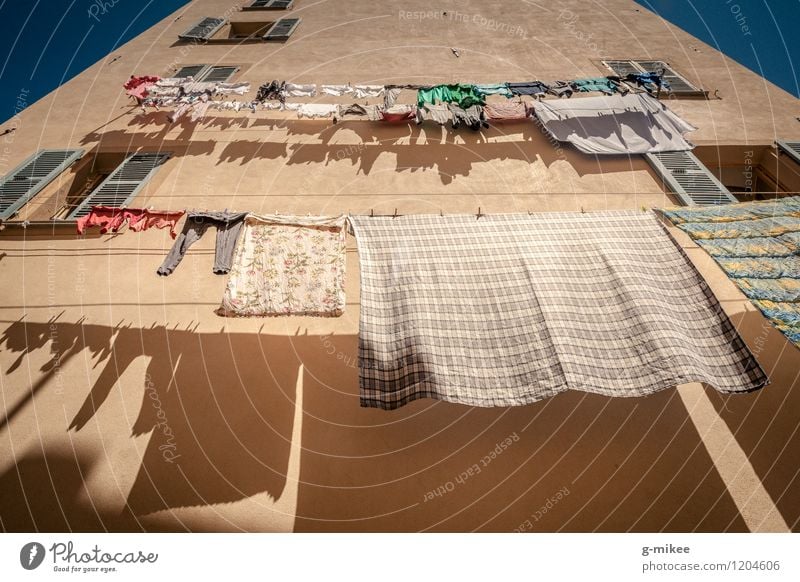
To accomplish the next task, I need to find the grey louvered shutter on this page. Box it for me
[0,149,83,220]
[646,151,736,205]
[604,60,643,77]
[174,65,208,79]
[777,140,800,165]
[178,17,226,41]
[246,0,293,8]
[199,66,238,83]
[636,61,703,95]
[68,152,171,219]
[263,17,301,40]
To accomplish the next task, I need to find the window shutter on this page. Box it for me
[0,149,84,220]
[777,140,800,165]
[636,60,703,95]
[174,65,208,79]
[178,17,226,41]
[603,60,642,77]
[645,151,737,206]
[67,152,171,219]
[245,0,293,8]
[263,17,301,40]
[199,66,238,83]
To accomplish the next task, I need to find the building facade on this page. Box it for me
[0,0,798,532]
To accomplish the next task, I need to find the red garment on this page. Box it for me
[76,206,127,235]
[381,107,416,123]
[128,209,185,238]
[76,206,185,238]
[124,75,160,100]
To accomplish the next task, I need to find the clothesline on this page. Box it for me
[74,202,769,410]
[125,77,694,153]
[125,73,671,126]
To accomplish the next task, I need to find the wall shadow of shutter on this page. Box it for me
[67,152,172,219]
[645,150,737,205]
[0,149,84,220]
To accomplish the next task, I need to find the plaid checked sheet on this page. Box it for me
[349,211,767,410]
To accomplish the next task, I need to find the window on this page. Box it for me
[174,65,239,83]
[177,15,300,42]
[243,0,294,10]
[603,59,705,96]
[645,151,736,205]
[66,152,171,219]
[0,149,84,220]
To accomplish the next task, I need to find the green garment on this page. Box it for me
[417,84,486,108]
[571,77,620,95]
[475,83,513,98]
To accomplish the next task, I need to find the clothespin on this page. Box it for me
[393,208,398,218]
[440,209,444,217]
[370,208,374,217]
[581,206,585,213]
[476,207,483,219]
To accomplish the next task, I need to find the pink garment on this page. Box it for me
[128,209,185,239]
[77,206,185,238]
[483,101,530,121]
[124,76,160,100]
[76,206,128,235]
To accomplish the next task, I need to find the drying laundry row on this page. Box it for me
[144,91,700,154]
[124,73,671,122]
[126,73,671,105]
[76,201,777,409]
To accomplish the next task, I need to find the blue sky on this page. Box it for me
[0,0,189,124]
[635,0,800,97]
[0,1,797,125]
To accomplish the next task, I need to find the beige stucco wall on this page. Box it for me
[0,0,798,532]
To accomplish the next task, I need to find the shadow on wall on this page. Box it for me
[706,309,800,531]
[79,117,653,186]
[2,318,790,532]
[0,319,301,528]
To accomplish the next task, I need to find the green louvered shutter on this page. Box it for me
[0,149,84,220]
[68,152,171,219]
[199,66,238,83]
[178,17,226,41]
[263,17,301,40]
[646,151,737,206]
[776,140,800,165]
